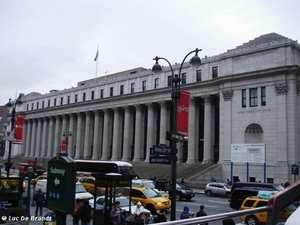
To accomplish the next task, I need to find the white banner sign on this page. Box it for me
[231,143,266,163]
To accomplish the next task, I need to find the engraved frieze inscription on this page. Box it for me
[233,52,275,72]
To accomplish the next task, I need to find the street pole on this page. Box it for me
[6,103,16,177]
[26,166,33,216]
[5,94,23,177]
[152,48,202,220]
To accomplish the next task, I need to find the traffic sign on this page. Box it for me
[149,156,171,164]
[150,144,172,155]
[291,164,299,175]
[166,131,185,142]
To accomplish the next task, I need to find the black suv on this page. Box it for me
[155,179,195,201]
[229,187,274,210]
[172,183,195,201]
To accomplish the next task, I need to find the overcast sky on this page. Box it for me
[0,0,299,105]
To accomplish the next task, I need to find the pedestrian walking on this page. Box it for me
[196,204,208,225]
[110,201,124,225]
[155,209,167,223]
[134,202,145,216]
[180,176,184,185]
[33,188,45,217]
[77,200,92,225]
[72,199,81,225]
[180,206,194,219]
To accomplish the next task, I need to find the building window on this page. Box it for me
[142,80,146,91]
[242,89,246,108]
[75,94,78,103]
[249,88,258,107]
[42,101,44,109]
[261,87,266,106]
[91,91,94,100]
[100,89,104,98]
[154,78,159,89]
[212,66,218,78]
[120,85,124,95]
[26,104,29,111]
[83,93,86,101]
[36,102,39,109]
[31,103,34,110]
[196,69,202,82]
[48,100,50,107]
[131,83,135,93]
[181,73,186,84]
[54,98,57,106]
[60,97,63,105]
[167,76,172,87]
[110,87,113,97]
[67,96,70,104]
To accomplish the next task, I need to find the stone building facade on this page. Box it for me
[6,33,300,183]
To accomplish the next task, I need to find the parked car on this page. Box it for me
[239,192,296,225]
[204,182,231,197]
[89,196,154,223]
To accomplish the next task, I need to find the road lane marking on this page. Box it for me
[177,202,218,208]
[208,200,229,204]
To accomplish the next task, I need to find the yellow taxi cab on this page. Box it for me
[31,174,47,186]
[77,176,105,195]
[118,186,171,213]
[239,191,296,225]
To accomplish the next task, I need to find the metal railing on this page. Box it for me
[177,159,214,180]
[154,206,272,224]
[154,180,300,225]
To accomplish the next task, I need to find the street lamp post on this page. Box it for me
[152,48,202,221]
[26,166,34,216]
[5,94,23,177]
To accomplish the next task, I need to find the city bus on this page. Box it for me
[74,160,134,176]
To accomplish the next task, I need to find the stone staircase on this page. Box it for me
[1,156,222,189]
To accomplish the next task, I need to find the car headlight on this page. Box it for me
[156,202,163,206]
[181,190,186,193]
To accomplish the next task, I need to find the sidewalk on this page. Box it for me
[193,188,205,195]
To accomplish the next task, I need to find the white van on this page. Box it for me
[35,179,93,201]
[132,179,169,198]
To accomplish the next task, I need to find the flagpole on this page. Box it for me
[94,45,99,82]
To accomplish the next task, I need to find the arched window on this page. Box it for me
[244,123,264,143]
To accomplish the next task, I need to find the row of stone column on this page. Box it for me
[22,96,215,163]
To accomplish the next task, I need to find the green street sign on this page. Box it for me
[291,164,299,175]
[46,154,76,214]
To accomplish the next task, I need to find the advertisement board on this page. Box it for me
[231,143,266,163]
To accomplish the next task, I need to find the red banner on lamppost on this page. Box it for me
[13,116,25,144]
[177,90,190,137]
[61,139,67,153]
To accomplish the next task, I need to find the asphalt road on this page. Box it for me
[24,192,241,224]
[167,194,241,225]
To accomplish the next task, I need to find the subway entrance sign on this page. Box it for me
[47,153,76,214]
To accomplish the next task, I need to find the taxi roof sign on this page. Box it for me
[257,190,278,200]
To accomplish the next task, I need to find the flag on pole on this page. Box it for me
[94,48,99,61]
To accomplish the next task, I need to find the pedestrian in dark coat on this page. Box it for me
[78,200,92,225]
[196,204,208,225]
[33,188,45,216]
